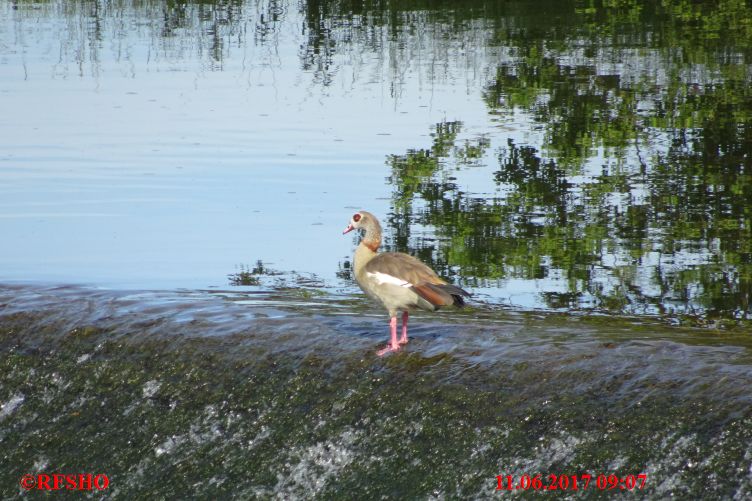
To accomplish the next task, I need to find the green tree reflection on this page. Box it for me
[324,0,752,320]
[385,117,750,318]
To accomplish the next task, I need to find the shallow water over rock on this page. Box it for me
[1,284,751,498]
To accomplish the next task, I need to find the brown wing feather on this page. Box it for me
[413,283,470,307]
[364,252,471,307]
[412,283,453,306]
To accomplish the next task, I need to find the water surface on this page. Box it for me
[1,1,752,498]
[2,0,749,319]
[2,284,752,498]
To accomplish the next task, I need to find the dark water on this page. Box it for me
[2,0,752,498]
[2,284,752,498]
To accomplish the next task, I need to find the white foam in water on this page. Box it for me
[644,432,697,496]
[606,455,629,471]
[247,425,271,449]
[0,393,24,421]
[154,435,185,457]
[32,456,49,472]
[520,433,583,469]
[737,449,752,500]
[142,380,162,398]
[268,428,362,499]
[154,405,224,457]
[475,433,585,498]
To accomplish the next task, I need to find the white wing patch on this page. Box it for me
[367,271,413,288]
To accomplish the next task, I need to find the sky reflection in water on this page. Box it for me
[1,0,750,320]
[0,1,494,286]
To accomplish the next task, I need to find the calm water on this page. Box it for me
[1,0,493,291]
[2,0,749,319]
[2,1,752,498]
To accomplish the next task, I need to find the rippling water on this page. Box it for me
[2,284,752,498]
[2,0,752,498]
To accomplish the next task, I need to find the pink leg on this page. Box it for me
[376,316,400,356]
[398,311,409,345]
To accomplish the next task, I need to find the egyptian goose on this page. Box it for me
[343,211,470,355]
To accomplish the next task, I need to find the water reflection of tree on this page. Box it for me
[20,0,752,318]
[384,118,750,318]
[14,0,281,74]
[317,0,751,319]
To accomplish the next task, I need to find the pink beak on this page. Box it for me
[343,223,354,234]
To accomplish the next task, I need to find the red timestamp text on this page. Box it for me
[496,473,647,492]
